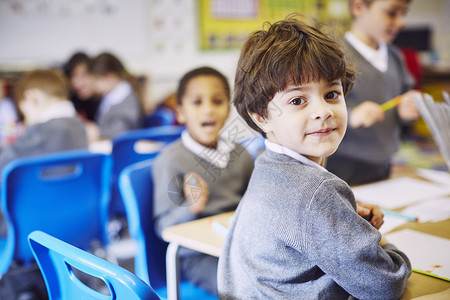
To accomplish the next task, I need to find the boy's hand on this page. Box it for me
[397,90,420,121]
[357,202,384,230]
[350,101,384,128]
[183,172,209,215]
[85,121,100,143]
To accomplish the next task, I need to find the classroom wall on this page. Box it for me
[0,0,449,108]
[401,0,450,65]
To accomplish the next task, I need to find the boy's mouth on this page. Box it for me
[201,120,216,127]
[306,128,335,136]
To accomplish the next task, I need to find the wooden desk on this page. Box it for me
[161,212,232,300]
[162,211,449,300]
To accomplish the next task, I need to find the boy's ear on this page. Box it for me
[175,105,186,124]
[23,89,41,105]
[248,111,270,133]
[350,0,364,17]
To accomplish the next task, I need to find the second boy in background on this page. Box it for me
[326,0,420,185]
[152,67,254,295]
[86,52,144,142]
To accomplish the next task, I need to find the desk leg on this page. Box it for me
[166,242,180,300]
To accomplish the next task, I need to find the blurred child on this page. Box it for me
[217,15,411,299]
[153,67,254,295]
[63,52,100,122]
[0,69,88,173]
[326,0,420,185]
[87,52,144,141]
[0,78,21,147]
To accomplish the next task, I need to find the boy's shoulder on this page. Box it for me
[155,139,186,162]
[257,150,341,186]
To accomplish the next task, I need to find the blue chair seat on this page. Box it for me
[28,230,159,300]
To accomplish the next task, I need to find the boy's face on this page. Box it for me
[354,0,409,47]
[19,89,47,125]
[71,63,94,100]
[176,75,230,148]
[252,79,347,165]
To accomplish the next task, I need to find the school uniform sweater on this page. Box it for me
[331,40,414,164]
[0,117,88,173]
[95,81,143,139]
[218,149,411,300]
[153,139,254,244]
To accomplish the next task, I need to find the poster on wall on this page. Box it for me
[198,0,350,51]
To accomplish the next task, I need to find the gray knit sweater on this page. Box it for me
[218,149,411,300]
[0,117,88,173]
[96,91,143,139]
[153,139,254,255]
[331,40,414,163]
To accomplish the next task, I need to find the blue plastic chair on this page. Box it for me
[28,230,159,300]
[110,125,184,218]
[145,107,177,128]
[238,134,266,161]
[118,159,217,299]
[0,150,112,276]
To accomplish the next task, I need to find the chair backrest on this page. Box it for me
[110,125,183,217]
[0,150,112,275]
[118,159,168,289]
[145,107,177,128]
[28,230,159,300]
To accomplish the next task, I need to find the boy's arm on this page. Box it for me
[349,101,384,128]
[183,172,209,215]
[306,179,411,300]
[152,155,198,238]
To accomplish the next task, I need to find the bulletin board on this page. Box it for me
[198,0,350,51]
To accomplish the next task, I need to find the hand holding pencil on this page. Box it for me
[397,90,420,121]
[350,101,385,128]
[350,90,420,128]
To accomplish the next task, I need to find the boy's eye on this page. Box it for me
[213,98,225,105]
[325,91,340,100]
[289,97,305,106]
[192,99,202,105]
[386,9,396,17]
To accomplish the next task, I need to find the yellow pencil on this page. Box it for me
[380,96,402,112]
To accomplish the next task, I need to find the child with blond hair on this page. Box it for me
[0,69,88,172]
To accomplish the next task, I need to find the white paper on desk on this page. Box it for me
[416,168,450,187]
[385,229,450,281]
[401,197,450,223]
[351,177,450,209]
[378,215,408,234]
[89,140,112,154]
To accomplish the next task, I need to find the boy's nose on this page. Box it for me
[202,101,215,113]
[395,14,405,29]
[311,99,332,120]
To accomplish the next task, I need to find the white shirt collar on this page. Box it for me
[40,100,77,123]
[98,81,131,115]
[345,32,388,72]
[265,139,328,172]
[181,130,235,169]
